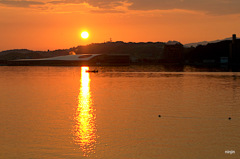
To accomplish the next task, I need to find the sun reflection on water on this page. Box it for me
[74,66,96,156]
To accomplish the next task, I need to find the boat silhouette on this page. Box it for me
[85,70,98,73]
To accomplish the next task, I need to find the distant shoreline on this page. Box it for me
[1,36,240,70]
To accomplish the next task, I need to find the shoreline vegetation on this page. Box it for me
[1,35,240,69]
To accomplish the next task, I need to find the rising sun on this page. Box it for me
[81,31,89,39]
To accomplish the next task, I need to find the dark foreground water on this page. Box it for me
[0,66,239,159]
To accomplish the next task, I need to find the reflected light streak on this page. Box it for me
[74,66,96,156]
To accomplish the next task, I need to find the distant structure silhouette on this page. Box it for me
[232,34,236,43]
[162,42,183,63]
[230,34,239,64]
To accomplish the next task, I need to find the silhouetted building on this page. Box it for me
[220,57,228,64]
[230,34,240,65]
[162,43,184,63]
[97,54,130,65]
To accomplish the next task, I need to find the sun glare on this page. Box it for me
[81,31,89,39]
[74,66,96,156]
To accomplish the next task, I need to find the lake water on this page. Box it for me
[0,65,239,159]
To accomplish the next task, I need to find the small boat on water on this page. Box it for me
[86,70,98,73]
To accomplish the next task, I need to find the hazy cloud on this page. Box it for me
[47,0,129,13]
[49,0,240,15]
[129,0,240,15]
[90,9,125,14]
[1,0,240,15]
[67,0,240,15]
[49,0,125,9]
[0,0,44,8]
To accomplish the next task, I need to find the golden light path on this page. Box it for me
[74,66,96,156]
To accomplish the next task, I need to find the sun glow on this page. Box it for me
[81,31,89,39]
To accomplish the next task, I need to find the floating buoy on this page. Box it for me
[228,117,231,120]
[158,115,161,118]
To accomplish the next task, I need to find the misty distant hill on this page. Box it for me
[184,37,239,48]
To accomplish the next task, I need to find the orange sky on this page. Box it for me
[0,0,240,51]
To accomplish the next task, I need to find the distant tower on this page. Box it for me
[232,34,236,44]
[110,38,112,42]
[230,34,237,64]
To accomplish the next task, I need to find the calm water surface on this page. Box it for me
[0,66,239,159]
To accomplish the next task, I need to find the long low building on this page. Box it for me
[7,54,130,66]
